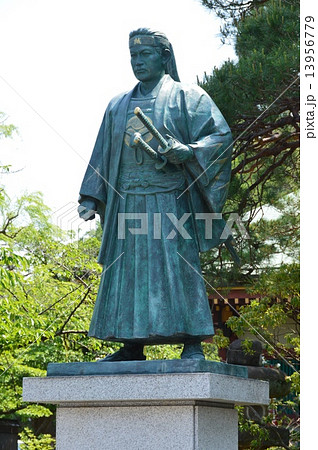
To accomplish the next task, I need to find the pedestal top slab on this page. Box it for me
[23,371,269,407]
[47,360,247,378]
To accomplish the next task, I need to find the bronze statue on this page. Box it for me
[78,28,233,361]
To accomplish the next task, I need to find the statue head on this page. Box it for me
[129,28,180,82]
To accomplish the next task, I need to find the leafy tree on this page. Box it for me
[198,1,300,448]
[0,190,103,445]
[201,0,272,43]
[199,0,299,283]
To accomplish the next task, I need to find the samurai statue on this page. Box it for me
[78,28,233,361]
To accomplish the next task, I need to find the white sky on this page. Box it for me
[0,0,236,229]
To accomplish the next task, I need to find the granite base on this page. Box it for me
[23,364,269,450]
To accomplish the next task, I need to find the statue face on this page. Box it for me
[130,44,165,83]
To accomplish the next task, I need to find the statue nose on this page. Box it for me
[135,53,146,65]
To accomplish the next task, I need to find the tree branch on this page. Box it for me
[55,288,91,336]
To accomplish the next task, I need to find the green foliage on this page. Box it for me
[226,264,300,448]
[199,2,300,447]
[237,405,271,449]
[201,0,299,45]
[201,191,299,291]
[0,247,28,289]
[0,112,17,140]
[227,263,299,359]
[0,187,117,441]
[19,427,55,450]
[0,112,17,177]
[208,329,230,353]
[199,0,299,286]
[0,361,51,420]
[145,345,182,360]
[235,0,299,58]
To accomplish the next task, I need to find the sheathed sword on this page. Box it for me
[134,107,170,150]
[133,107,175,153]
[132,107,241,265]
[131,132,168,170]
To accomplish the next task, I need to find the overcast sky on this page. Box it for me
[0,0,237,230]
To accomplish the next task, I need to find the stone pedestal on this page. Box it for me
[23,361,269,450]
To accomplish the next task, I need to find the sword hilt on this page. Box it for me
[134,107,169,150]
[132,133,168,170]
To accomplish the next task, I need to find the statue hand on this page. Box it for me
[78,199,97,221]
[159,135,194,165]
